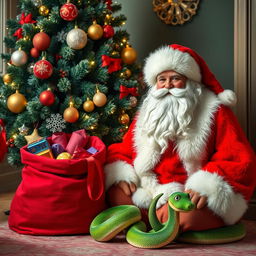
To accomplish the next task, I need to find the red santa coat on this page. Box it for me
[104,89,256,225]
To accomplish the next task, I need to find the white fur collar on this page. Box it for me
[133,89,221,176]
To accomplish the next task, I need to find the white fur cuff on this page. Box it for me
[132,188,153,209]
[185,170,247,224]
[104,161,139,190]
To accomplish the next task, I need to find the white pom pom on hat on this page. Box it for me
[143,44,236,106]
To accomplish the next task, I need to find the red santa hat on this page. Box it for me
[143,44,236,106]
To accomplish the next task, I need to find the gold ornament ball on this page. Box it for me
[119,113,130,125]
[88,23,103,40]
[124,69,132,78]
[7,90,27,113]
[3,74,12,85]
[83,99,95,112]
[57,152,72,160]
[39,5,50,16]
[130,96,138,108]
[93,91,107,107]
[121,47,137,65]
[63,105,79,123]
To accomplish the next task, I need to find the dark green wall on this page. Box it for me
[117,0,234,90]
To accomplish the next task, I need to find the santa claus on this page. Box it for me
[104,44,256,231]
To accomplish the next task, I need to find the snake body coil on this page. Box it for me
[90,192,246,248]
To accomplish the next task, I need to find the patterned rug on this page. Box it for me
[0,220,256,256]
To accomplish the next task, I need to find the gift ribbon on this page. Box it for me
[119,85,139,99]
[87,156,104,201]
[101,55,122,73]
[0,119,7,162]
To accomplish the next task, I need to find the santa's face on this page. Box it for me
[156,70,187,90]
[139,79,202,154]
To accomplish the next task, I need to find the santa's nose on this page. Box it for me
[165,82,173,89]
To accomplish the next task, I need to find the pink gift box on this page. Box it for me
[66,129,89,155]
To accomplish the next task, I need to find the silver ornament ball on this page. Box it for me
[66,28,87,50]
[33,0,42,7]
[27,62,35,73]
[11,50,28,66]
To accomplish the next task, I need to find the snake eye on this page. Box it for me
[174,195,181,201]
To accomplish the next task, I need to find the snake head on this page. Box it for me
[168,192,195,212]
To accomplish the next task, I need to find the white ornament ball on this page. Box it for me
[33,0,42,7]
[66,28,87,50]
[11,50,28,66]
[27,62,35,74]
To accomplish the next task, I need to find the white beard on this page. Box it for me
[139,80,202,154]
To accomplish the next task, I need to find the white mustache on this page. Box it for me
[151,87,188,99]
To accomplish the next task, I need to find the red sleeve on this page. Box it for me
[202,105,256,200]
[106,118,136,165]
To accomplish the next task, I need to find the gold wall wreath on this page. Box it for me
[152,0,200,25]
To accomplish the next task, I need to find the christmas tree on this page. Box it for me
[0,0,141,166]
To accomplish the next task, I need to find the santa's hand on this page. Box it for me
[117,181,137,196]
[185,189,207,209]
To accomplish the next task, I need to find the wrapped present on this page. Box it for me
[27,138,53,158]
[87,146,98,154]
[66,129,89,155]
[37,149,54,159]
[52,132,68,149]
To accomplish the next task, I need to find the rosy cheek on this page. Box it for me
[156,83,164,89]
[175,81,186,88]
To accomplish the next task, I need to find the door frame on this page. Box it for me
[234,0,256,219]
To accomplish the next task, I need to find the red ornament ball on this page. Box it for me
[39,90,55,106]
[60,3,78,21]
[30,47,40,58]
[103,25,114,38]
[33,59,53,79]
[33,32,51,51]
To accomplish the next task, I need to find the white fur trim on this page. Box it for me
[143,46,201,87]
[132,188,153,209]
[104,161,139,190]
[218,90,237,106]
[185,170,248,225]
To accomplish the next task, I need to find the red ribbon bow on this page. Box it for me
[14,13,36,39]
[119,85,139,99]
[105,0,112,10]
[13,28,23,39]
[19,13,37,25]
[0,119,7,162]
[102,55,122,73]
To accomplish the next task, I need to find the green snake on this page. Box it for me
[90,192,246,248]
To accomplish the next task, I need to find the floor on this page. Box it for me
[0,191,12,223]
[1,191,256,256]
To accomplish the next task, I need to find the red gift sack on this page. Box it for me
[8,135,106,235]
